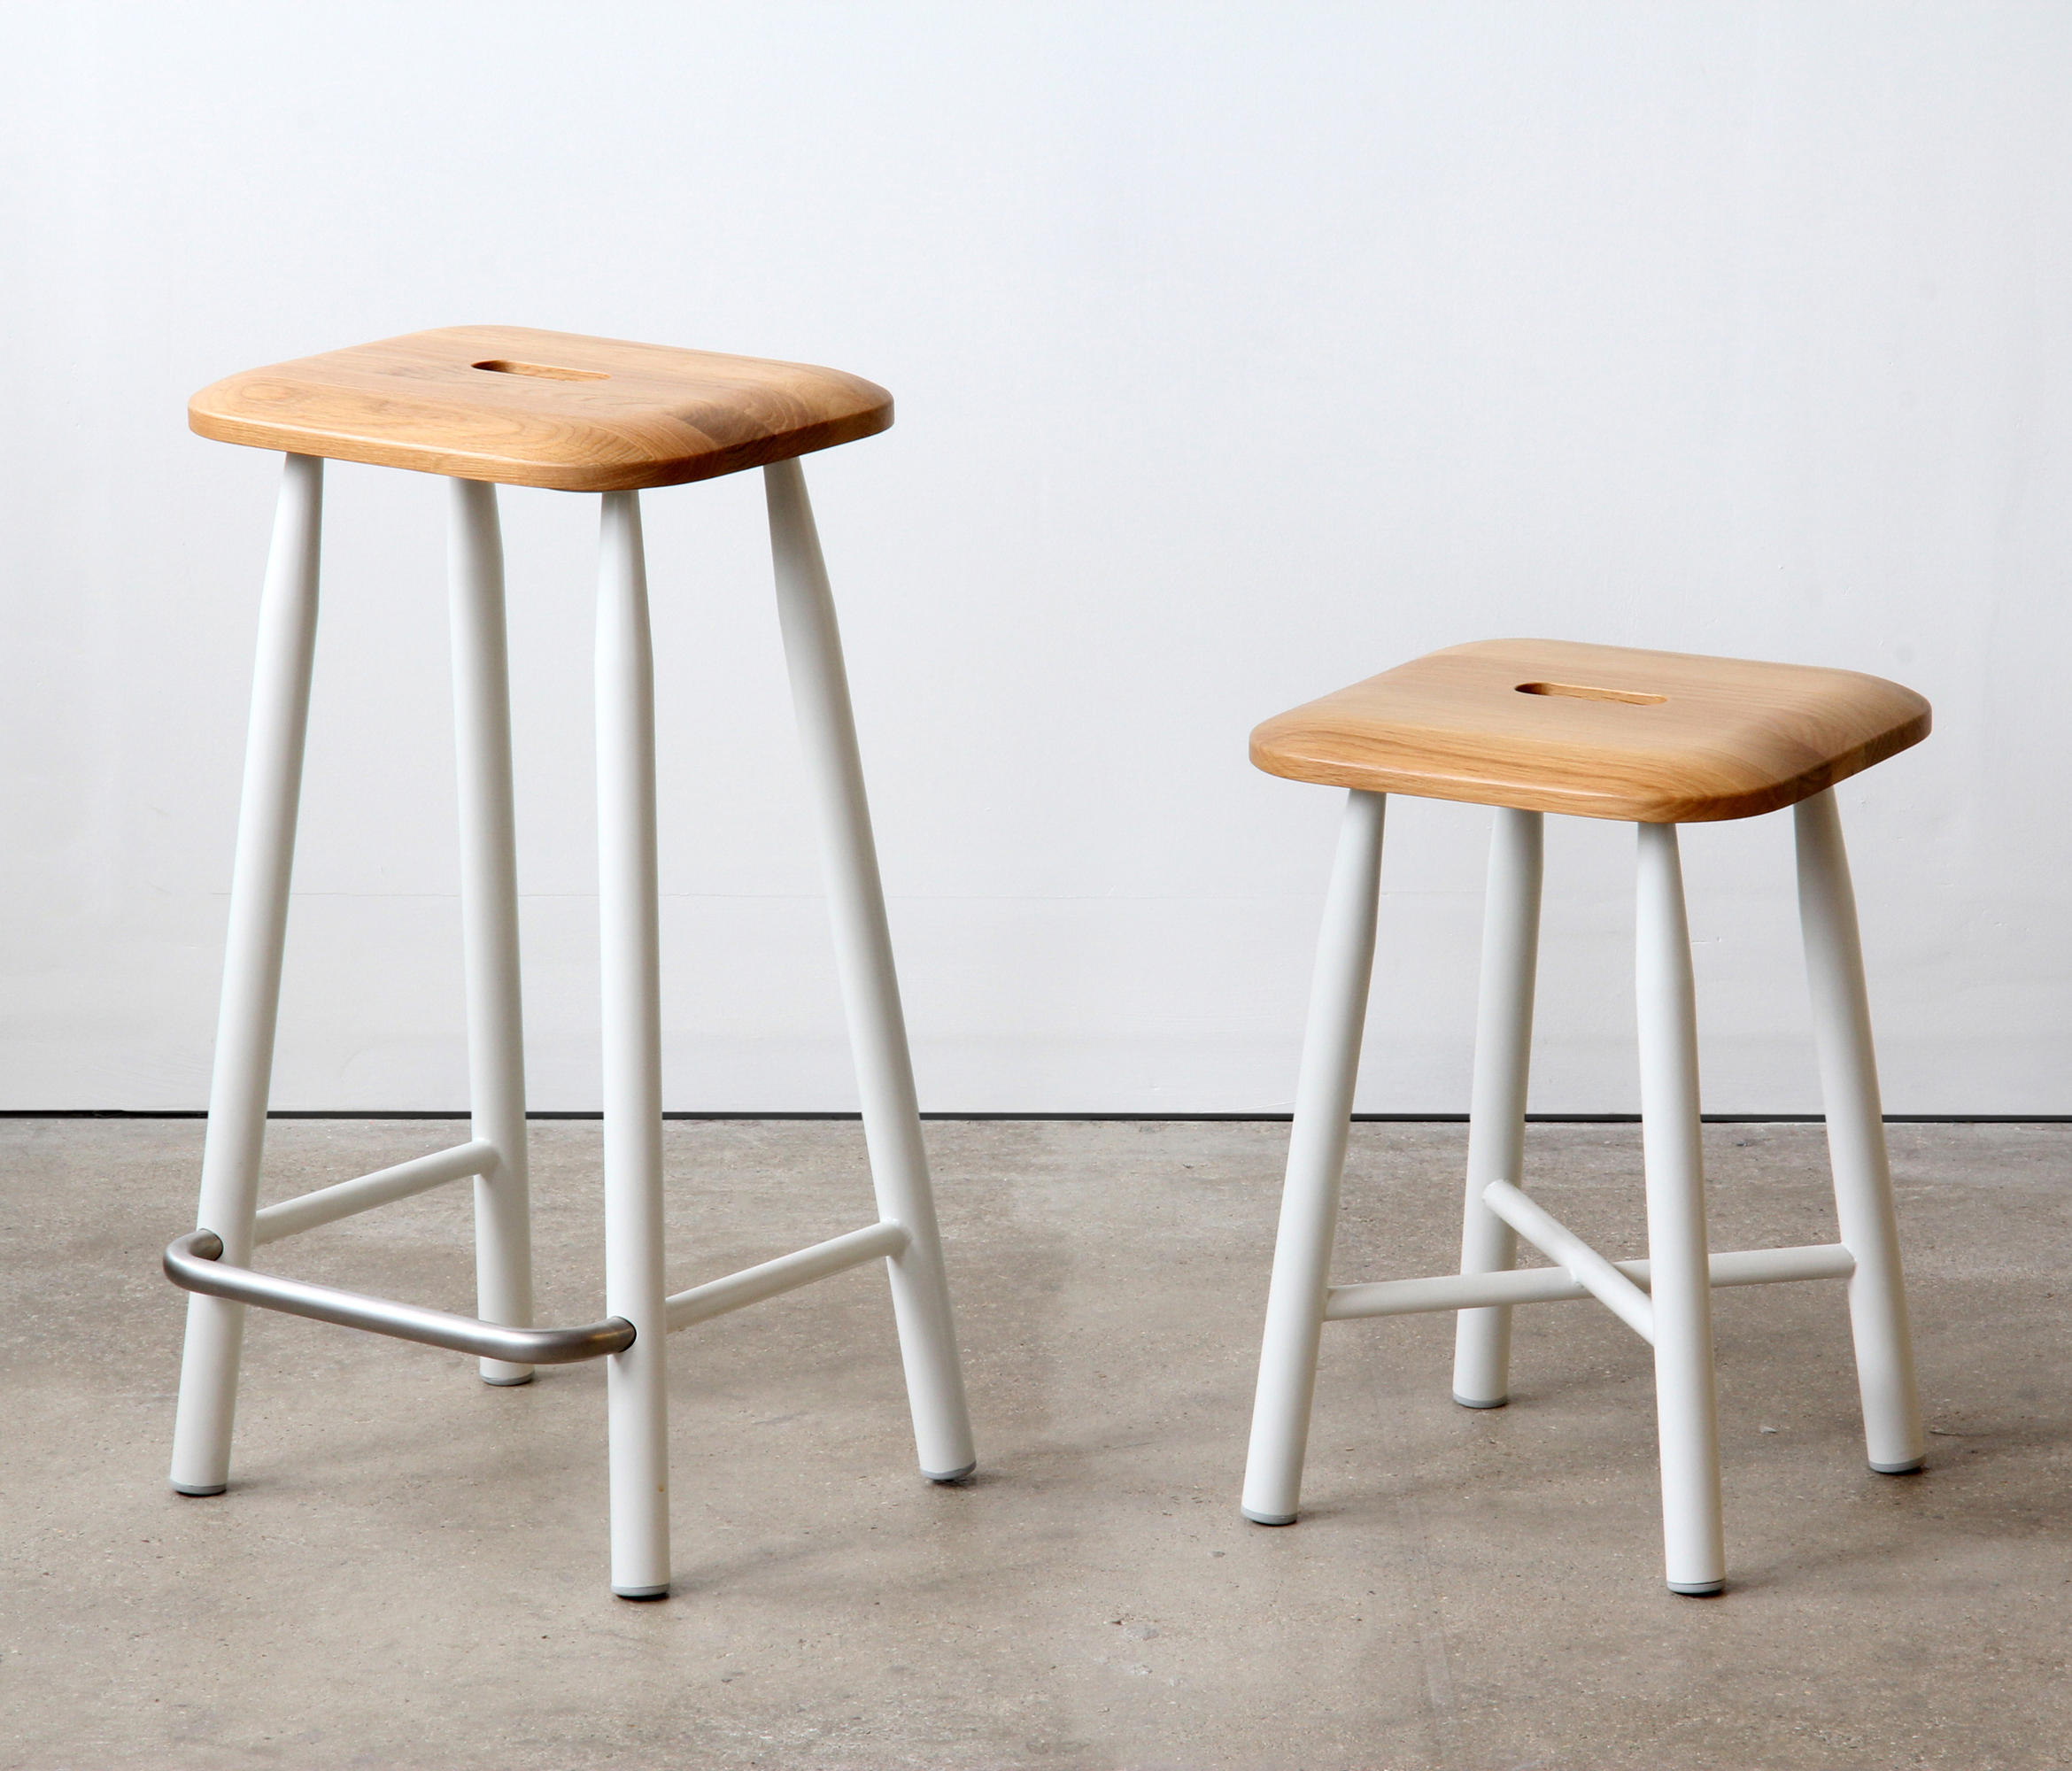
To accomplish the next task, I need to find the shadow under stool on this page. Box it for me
[1239,638,1930,1594]
[162,326,975,1598]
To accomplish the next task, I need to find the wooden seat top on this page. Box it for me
[189,326,893,492]
[1251,639,1930,824]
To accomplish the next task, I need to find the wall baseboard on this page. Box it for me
[3,1110,2068,1125]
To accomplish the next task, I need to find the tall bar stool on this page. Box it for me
[163,327,976,1598]
[1240,638,1929,1594]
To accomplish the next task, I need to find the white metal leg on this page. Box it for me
[169,452,324,1496]
[1634,821,1725,1594]
[449,478,536,1387]
[1241,789,1387,1526]
[596,491,670,1597]
[764,459,976,1481]
[1795,790,1925,1473]
[1451,808,1543,1407]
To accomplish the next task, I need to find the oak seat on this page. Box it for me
[1249,638,1930,824]
[188,326,893,493]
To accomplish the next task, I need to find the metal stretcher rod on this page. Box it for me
[164,1230,633,1364]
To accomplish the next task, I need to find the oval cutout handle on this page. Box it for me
[1515,681,1666,706]
[471,359,609,382]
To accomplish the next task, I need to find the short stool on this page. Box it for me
[164,327,975,1598]
[1240,638,1929,1594]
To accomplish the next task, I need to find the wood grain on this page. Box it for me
[189,327,893,491]
[1251,638,1930,823]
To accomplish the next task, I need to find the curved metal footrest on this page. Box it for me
[165,1230,634,1365]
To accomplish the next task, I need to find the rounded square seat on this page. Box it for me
[188,326,893,492]
[1251,638,1930,823]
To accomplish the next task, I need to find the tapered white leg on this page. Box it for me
[764,459,976,1481]
[449,479,535,1386]
[1242,790,1387,1525]
[1635,821,1726,1594]
[1795,790,1924,1473]
[170,453,324,1496]
[1452,808,1543,1408]
[597,491,670,1597]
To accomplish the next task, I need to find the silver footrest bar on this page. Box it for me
[165,1230,635,1364]
[167,1216,915,1360]
[664,1221,909,1333]
[1325,1238,1856,1321]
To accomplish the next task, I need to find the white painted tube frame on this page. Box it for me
[1326,1241,1854,1319]
[1244,789,1924,1597]
[251,1141,494,1245]
[1635,822,1726,1595]
[1481,1179,1656,1342]
[449,477,536,1386]
[169,453,325,1498]
[595,490,672,1600]
[666,1221,910,1331]
[167,453,983,1597]
[765,459,977,1485]
[1452,808,1543,1405]
[1241,790,1388,1527]
[1796,791,1925,1473]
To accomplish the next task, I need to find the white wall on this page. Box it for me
[3,3,2068,1115]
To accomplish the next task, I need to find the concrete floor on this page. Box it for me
[2,1117,2068,1769]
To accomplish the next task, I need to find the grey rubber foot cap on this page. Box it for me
[1870,1457,1924,1473]
[924,1462,978,1484]
[173,1483,227,1497]
[1453,1392,1509,1410]
[1242,1508,1297,1527]
[481,1372,536,1387]
[1667,1580,1725,1597]
[613,1585,669,1601]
